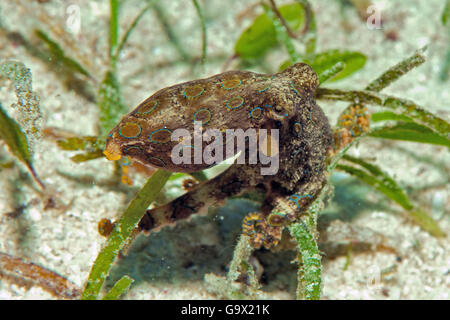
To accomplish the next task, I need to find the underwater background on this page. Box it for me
[0,0,448,299]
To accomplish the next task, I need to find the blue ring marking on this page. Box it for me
[293,121,303,137]
[245,216,262,226]
[147,156,166,167]
[264,104,287,116]
[256,78,271,93]
[314,163,321,174]
[226,96,244,110]
[221,79,242,90]
[268,212,287,225]
[183,86,205,99]
[245,220,254,226]
[192,108,212,124]
[136,100,158,115]
[290,82,303,97]
[120,156,131,166]
[118,123,142,139]
[149,128,172,144]
[309,109,316,125]
[289,194,313,209]
[271,211,287,217]
[250,106,263,119]
[257,85,270,93]
[124,145,143,154]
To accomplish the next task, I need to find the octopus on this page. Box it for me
[103,63,334,249]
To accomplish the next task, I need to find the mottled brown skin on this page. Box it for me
[105,63,332,249]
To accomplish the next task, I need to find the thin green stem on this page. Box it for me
[336,161,445,237]
[226,235,260,297]
[288,219,322,300]
[102,275,134,300]
[287,185,330,300]
[295,0,316,56]
[192,0,207,67]
[264,3,300,63]
[227,236,255,282]
[318,61,345,84]
[440,45,450,81]
[365,47,427,92]
[315,88,450,137]
[109,0,120,69]
[113,2,155,62]
[81,170,171,300]
[327,134,366,172]
[153,2,190,61]
[189,170,208,182]
[269,0,297,38]
[35,30,91,78]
